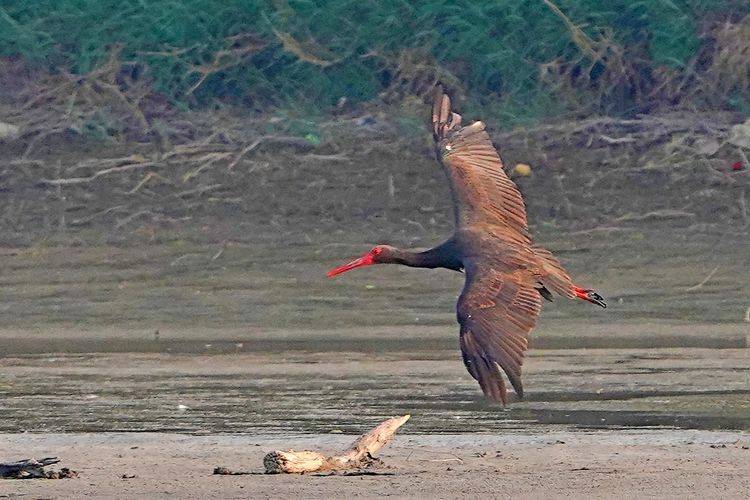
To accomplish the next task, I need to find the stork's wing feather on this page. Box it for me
[457,262,542,404]
[432,87,529,242]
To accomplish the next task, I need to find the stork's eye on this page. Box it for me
[372,247,383,255]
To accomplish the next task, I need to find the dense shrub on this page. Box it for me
[1,0,748,124]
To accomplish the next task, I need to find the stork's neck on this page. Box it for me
[391,240,462,271]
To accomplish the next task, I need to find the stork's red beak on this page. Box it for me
[327,253,375,277]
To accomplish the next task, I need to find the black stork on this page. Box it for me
[328,87,606,404]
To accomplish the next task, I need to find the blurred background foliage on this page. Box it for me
[1,0,749,126]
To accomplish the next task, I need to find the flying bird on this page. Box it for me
[328,87,606,404]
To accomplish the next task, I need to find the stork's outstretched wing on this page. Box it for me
[432,87,529,243]
[457,260,542,404]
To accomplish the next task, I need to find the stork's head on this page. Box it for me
[327,245,397,277]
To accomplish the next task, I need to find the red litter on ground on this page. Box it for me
[731,161,743,171]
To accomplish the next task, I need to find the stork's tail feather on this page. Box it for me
[532,245,575,299]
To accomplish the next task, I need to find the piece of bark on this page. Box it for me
[264,415,410,474]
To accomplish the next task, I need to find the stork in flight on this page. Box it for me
[328,87,606,404]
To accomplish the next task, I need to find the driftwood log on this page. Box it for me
[263,415,410,474]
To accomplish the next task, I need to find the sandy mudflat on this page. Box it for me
[1,431,748,498]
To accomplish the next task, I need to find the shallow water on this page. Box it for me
[0,228,748,435]
[1,343,747,435]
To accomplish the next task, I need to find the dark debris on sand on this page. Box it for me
[0,457,78,480]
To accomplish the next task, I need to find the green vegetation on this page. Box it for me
[1,0,749,125]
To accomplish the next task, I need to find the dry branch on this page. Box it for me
[272,29,342,68]
[184,34,267,96]
[39,160,160,186]
[263,415,410,474]
[542,0,599,61]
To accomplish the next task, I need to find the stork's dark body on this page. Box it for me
[379,230,551,281]
[327,87,606,404]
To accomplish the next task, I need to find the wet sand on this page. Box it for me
[2,431,749,498]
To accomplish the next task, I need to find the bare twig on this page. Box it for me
[128,172,174,194]
[184,34,267,96]
[22,127,67,158]
[211,240,229,261]
[599,134,637,145]
[69,206,126,227]
[226,138,267,170]
[39,161,159,186]
[181,152,233,181]
[271,28,342,68]
[115,210,156,229]
[542,0,599,61]
[685,265,720,291]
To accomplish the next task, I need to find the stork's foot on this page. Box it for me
[573,286,607,308]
